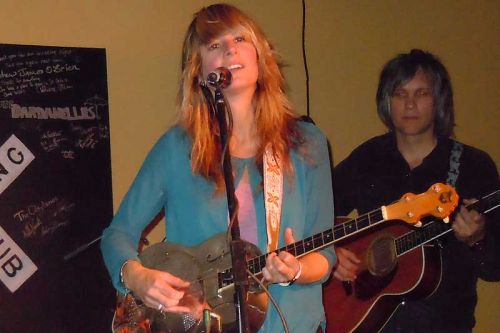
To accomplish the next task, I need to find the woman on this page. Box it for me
[101,4,335,333]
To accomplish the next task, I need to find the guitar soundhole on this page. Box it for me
[181,313,198,331]
[150,312,200,333]
[354,235,398,300]
[366,235,397,276]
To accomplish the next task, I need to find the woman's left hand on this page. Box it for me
[262,228,301,284]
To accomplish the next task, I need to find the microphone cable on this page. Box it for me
[301,0,312,123]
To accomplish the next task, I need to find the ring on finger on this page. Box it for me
[157,303,164,311]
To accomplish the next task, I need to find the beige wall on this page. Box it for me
[0,0,498,331]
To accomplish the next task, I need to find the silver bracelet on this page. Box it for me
[119,259,136,293]
[279,261,302,286]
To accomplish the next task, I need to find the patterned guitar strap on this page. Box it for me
[263,146,284,252]
[446,140,463,188]
[433,140,462,248]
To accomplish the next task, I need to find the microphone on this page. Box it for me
[207,67,232,89]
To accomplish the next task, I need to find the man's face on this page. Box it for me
[389,69,436,138]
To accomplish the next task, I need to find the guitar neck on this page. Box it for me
[217,183,461,286]
[395,221,451,256]
[247,208,387,275]
[395,189,500,256]
[469,189,500,214]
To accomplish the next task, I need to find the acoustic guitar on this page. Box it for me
[112,183,458,333]
[323,188,499,333]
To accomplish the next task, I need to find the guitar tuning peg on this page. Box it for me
[443,216,450,223]
[414,221,422,227]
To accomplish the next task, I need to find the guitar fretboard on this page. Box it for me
[246,209,385,276]
[471,189,500,215]
[395,221,451,256]
[218,208,386,288]
[395,189,499,256]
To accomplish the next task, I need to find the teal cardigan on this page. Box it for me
[101,121,336,333]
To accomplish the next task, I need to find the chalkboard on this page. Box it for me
[0,44,114,332]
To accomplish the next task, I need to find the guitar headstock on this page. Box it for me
[383,183,459,225]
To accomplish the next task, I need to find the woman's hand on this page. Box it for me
[262,228,302,284]
[333,247,361,282]
[122,261,191,313]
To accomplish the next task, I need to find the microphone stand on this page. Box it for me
[213,86,250,333]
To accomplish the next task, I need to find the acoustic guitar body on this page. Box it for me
[323,222,442,333]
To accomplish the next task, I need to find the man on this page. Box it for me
[331,49,499,332]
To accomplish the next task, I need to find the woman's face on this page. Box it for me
[199,28,259,94]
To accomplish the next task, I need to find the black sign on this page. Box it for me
[0,44,114,332]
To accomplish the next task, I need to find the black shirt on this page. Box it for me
[333,133,500,331]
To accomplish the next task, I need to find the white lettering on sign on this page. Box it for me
[0,134,35,195]
[0,226,37,292]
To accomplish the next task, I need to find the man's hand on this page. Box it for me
[452,199,486,246]
[333,247,361,281]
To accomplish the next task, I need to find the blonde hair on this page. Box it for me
[178,3,301,190]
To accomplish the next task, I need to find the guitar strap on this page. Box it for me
[417,141,462,252]
[263,146,284,252]
[446,140,463,187]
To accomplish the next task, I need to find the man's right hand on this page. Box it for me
[333,247,361,281]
